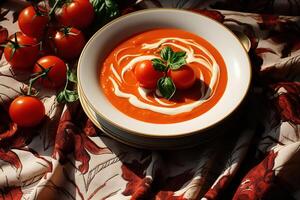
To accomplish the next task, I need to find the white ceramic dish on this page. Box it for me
[78,9,251,138]
[78,84,226,149]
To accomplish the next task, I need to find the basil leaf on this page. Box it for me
[160,46,173,62]
[67,70,77,83]
[152,58,167,72]
[170,51,186,63]
[175,51,186,58]
[56,88,78,103]
[90,0,120,28]
[169,57,187,70]
[64,90,79,103]
[157,77,176,99]
[56,91,66,103]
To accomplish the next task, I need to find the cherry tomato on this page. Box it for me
[9,96,45,127]
[33,56,67,89]
[4,32,39,70]
[18,5,50,39]
[134,60,164,89]
[168,65,196,90]
[56,0,94,29]
[53,27,85,60]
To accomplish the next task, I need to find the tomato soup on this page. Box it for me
[100,28,227,124]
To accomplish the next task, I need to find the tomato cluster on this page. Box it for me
[4,0,95,127]
[134,46,196,100]
[135,61,196,90]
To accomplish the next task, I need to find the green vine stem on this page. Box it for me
[27,64,52,96]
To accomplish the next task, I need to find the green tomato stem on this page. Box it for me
[27,65,52,96]
[27,71,47,96]
[49,0,62,16]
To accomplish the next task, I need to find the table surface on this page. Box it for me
[0,0,300,200]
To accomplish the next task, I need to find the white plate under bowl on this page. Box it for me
[78,9,251,138]
[78,84,228,149]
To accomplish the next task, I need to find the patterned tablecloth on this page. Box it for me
[0,0,300,199]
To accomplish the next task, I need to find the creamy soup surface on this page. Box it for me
[100,28,227,124]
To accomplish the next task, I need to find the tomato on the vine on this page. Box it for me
[134,60,164,89]
[33,55,67,89]
[18,5,50,39]
[52,27,85,60]
[56,0,94,29]
[9,96,45,127]
[4,32,40,70]
[168,65,196,90]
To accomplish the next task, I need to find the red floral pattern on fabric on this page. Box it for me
[83,119,98,137]
[121,158,194,200]
[155,169,194,200]
[53,107,111,174]
[272,82,300,124]
[0,106,39,170]
[191,9,225,23]
[259,15,280,30]
[155,191,185,200]
[1,1,300,200]
[211,0,300,15]
[255,48,277,55]
[204,175,230,200]
[0,26,8,58]
[233,151,278,200]
[121,159,152,199]
[0,186,22,200]
[0,106,17,140]
[258,15,300,57]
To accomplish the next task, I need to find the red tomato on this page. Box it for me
[134,60,164,89]
[33,56,67,89]
[9,96,45,127]
[168,65,196,89]
[4,32,40,70]
[53,27,85,60]
[56,0,94,29]
[18,5,50,39]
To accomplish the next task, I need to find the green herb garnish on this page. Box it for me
[89,0,120,28]
[151,46,187,99]
[157,76,176,99]
[57,66,79,103]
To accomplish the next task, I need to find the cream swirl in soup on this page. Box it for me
[100,28,227,124]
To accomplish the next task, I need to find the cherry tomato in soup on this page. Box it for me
[53,27,85,60]
[18,5,50,39]
[134,60,164,89]
[4,32,39,70]
[9,96,45,127]
[33,55,67,89]
[56,0,94,29]
[168,65,196,90]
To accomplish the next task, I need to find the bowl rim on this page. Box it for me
[78,84,218,150]
[77,8,252,138]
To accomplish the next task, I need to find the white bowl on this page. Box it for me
[78,9,251,138]
[78,84,229,149]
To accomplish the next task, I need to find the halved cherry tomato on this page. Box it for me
[9,96,45,127]
[134,60,164,89]
[4,32,40,70]
[168,65,196,89]
[55,0,94,29]
[33,55,67,89]
[53,27,85,60]
[18,5,50,39]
